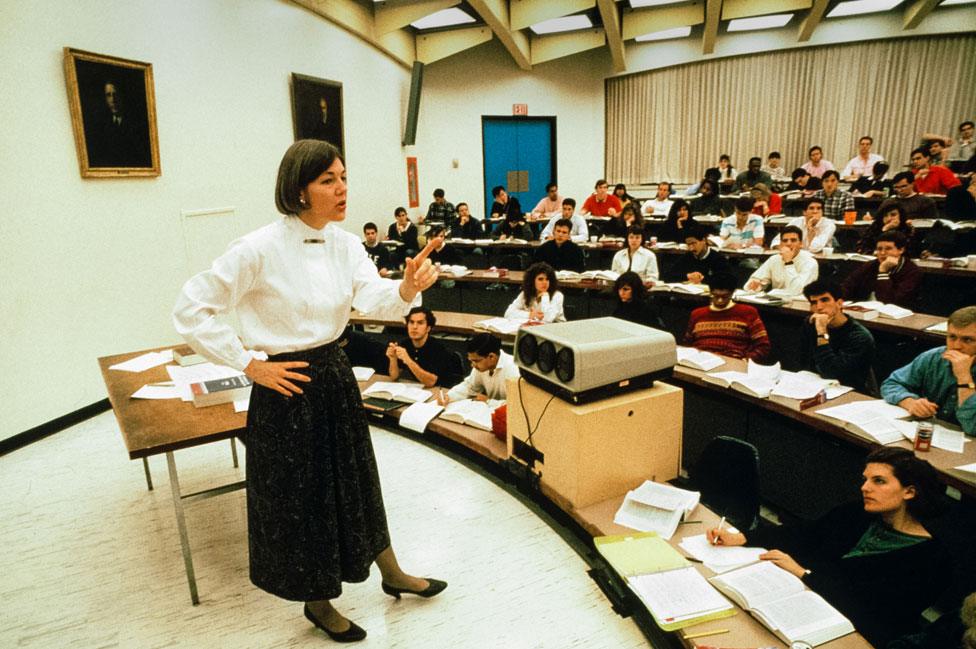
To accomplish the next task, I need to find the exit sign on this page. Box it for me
[513,103,528,115]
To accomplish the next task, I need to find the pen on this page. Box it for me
[682,628,729,640]
[712,516,726,545]
[148,381,176,387]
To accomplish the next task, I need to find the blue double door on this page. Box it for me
[481,117,556,219]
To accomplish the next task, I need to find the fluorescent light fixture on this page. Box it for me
[529,14,594,34]
[629,0,687,7]
[727,13,793,31]
[827,0,902,18]
[410,7,476,30]
[635,25,693,41]
[940,0,976,5]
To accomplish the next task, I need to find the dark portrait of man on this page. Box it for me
[291,73,344,153]
[76,60,152,168]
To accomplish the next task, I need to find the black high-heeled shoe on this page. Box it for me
[303,604,367,643]
[381,578,448,600]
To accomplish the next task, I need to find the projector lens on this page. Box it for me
[537,341,556,373]
[517,333,538,366]
[556,348,575,382]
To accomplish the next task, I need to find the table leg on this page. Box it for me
[165,451,200,605]
[142,457,153,491]
[230,438,239,468]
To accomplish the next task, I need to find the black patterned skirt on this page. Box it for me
[245,341,391,601]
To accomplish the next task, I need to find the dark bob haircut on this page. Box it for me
[864,446,943,519]
[614,271,648,302]
[275,139,343,216]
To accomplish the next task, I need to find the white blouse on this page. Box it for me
[504,291,566,323]
[173,216,417,370]
[611,247,659,282]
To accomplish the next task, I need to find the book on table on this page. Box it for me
[767,370,852,411]
[709,561,855,647]
[439,399,493,431]
[814,399,910,445]
[675,346,725,371]
[398,401,444,434]
[594,531,734,631]
[172,346,208,367]
[474,317,526,335]
[190,375,253,408]
[613,480,700,540]
[650,282,708,295]
[555,269,620,282]
[361,381,432,404]
[438,265,470,276]
[845,300,913,320]
[844,252,876,261]
[702,360,781,399]
[843,304,879,321]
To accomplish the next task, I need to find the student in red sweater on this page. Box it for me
[841,230,922,310]
[683,272,771,362]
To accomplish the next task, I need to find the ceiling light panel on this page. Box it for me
[529,14,594,35]
[635,25,693,41]
[827,0,902,18]
[727,13,794,31]
[410,7,476,30]
[939,0,976,5]
[629,0,688,7]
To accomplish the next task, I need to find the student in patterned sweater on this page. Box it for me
[683,272,771,362]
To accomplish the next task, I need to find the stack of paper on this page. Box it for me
[678,533,767,573]
[613,481,700,540]
[110,349,174,372]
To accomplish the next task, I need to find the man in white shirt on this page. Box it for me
[540,198,588,242]
[641,182,674,217]
[441,333,520,407]
[771,197,835,253]
[745,225,819,296]
[531,183,564,220]
[841,136,885,181]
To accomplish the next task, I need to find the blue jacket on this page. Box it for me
[881,347,976,435]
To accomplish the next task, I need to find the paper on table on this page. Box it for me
[167,362,244,401]
[131,384,182,399]
[630,481,699,512]
[954,463,976,473]
[678,534,767,573]
[891,419,967,453]
[233,398,249,413]
[398,401,444,434]
[628,567,733,622]
[110,350,173,372]
[352,366,375,381]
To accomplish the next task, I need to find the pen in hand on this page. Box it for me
[712,516,726,545]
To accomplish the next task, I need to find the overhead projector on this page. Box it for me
[514,317,676,403]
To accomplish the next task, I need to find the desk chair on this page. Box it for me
[687,435,761,532]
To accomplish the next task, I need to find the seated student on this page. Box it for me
[841,136,885,181]
[602,203,644,239]
[613,183,638,212]
[387,206,419,259]
[611,225,659,283]
[490,185,530,239]
[945,175,976,222]
[641,182,674,217]
[814,170,855,222]
[424,188,456,225]
[580,179,622,217]
[540,198,588,242]
[530,182,563,220]
[386,307,455,388]
[449,202,484,239]
[425,225,463,266]
[683,272,771,362]
[441,333,520,407]
[658,198,697,243]
[801,145,834,178]
[911,147,962,195]
[534,219,585,272]
[761,151,789,182]
[843,231,922,310]
[666,225,731,284]
[363,221,392,276]
[786,167,822,194]
[745,225,819,296]
[881,306,976,435]
[707,446,954,649]
[691,179,726,217]
[856,200,918,256]
[749,183,781,218]
[714,154,737,194]
[799,279,877,393]
[505,262,565,322]
[851,161,891,198]
[890,171,937,221]
[612,271,664,329]
[771,197,835,253]
[719,196,765,249]
[734,156,773,192]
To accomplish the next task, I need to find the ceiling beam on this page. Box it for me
[467,0,532,70]
[797,0,829,42]
[622,2,705,40]
[596,0,625,72]
[530,28,605,65]
[903,0,941,29]
[511,0,595,31]
[416,26,493,64]
[291,0,415,67]
[703,0,722,55]
[375,0,460,35]
[722,0,810,20]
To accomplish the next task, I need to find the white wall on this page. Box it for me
[0,0,413,441]
[412,39,612,219]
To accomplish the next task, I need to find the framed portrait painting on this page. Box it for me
[63,48,160,177]
[291,73,344,153]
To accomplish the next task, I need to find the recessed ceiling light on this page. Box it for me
[635,25,693,41]
[629,0,688,7]
[410,7,476,30]
[727,13,793,31]
[827,0,902,18]
[940,0,976,5]
[529,14,594,35]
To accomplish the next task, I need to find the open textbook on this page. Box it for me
[815,399,911,445]
[474,317,526,335]
[439,399,493,431]
[710,561,855,647]
[649,282,708,295]
[702,360,782,399]
[361,381,432,404]
[768,370,853,410]
[675,346,725,371]
[437,264,471,276]
[554,269,619,282]
[398,401,443,434]
[845,300,913,320]
[613,481,700,540]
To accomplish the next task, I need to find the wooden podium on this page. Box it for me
[506,378,683,509]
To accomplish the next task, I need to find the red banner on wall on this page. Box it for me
[406,156,419,208]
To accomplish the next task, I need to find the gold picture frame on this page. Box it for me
[63,47,161,178]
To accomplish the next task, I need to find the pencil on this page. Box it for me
[712,516,726,545]
[683,628,729,640]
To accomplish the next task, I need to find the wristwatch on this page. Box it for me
[817,333,830,341]
[959,381,976,389]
